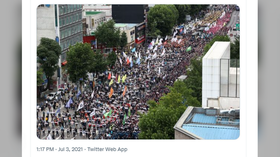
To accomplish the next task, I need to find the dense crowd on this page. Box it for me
[37,5,235,140]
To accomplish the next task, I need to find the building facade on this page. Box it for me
[83,4,112,21]
[83,11,106,35]
[58,4,83,62]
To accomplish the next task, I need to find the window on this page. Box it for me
[74,5,76,11]
[69,29,71,36]
[59,19,61,27]
[64,6,66,14]
[68,5,70,13]
[69,16,72,23]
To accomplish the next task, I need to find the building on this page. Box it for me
[83,11,106,35]
[114,23,137,47]
[37,4,83,90]
[174,41,240,139]
[112,5,148,23]
[58,4,83,63]
[83,4,112,21]
[202,41,239,108]
[174,106,240,139]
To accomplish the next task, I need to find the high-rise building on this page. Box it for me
[37,4,83,89]
[58,4,83,62]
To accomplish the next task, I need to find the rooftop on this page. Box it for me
[203,41,230,59]
[114,23,137,29]
[85,11,103,16]
[174,106,240,139]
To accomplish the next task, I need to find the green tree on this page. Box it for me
[138,81,200,139]
[184,57,203,104]
[147,5,179,36]
[119,31,127,49]
[90,51,108,74]
[37,68,44,86]
[66,42,93,91]
[175,5,188,24]
[95,20,121,48]
[37,37,61,90]
[107,51,117,67]
[230,36,240,59]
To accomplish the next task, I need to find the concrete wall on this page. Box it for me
[37,5,56,46]
[175,130,194,139]
[85,12,106,32]
[219,97,240,109]
[202,42,230,107]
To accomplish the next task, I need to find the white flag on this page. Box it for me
[90,109,96,117]
[153,46,157,52]
[152,52,157,59]
[91,91,94,99]
[118,56,122,65]
[139,51,141,59]
[77,101,84,111]
[165,36,167,40]
[135,51,138,58]
[161,48,166,56]
[178,39,182,44]
[47,134,52,140]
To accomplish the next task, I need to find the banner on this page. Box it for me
[122,86,127,96]
[109,87,114,98]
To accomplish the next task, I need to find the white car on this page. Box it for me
[47,92,57,101]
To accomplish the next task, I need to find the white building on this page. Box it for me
[114,23,137,46]
[83,11,106,35]
[83,4,112,21]
[202,41,240,109]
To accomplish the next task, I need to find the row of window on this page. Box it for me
[60,24,83,39]
[59,13,82,27]
[59,5,82,15]
[60,35,83,51]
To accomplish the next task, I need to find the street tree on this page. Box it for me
[107,51,117,68]
[37,37,61,90]
[37,68,44,86]
[119,31,127,50]
[138,81,200,139]
[90,51,108,74]
[95,19,121,48]
[184,57,203,104]
[66,42,93,91]
[175,5,188,24]
[147,5,179,36]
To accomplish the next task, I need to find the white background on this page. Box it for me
[22,0,257,157]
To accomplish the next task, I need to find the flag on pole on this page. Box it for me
[91,90,94,98]
[118,75,120,83]
[161,48,166,56]
[77,100,84,111]
[131,47,136,53]
[109,79,114,86]
[122,75,127,83]
[122,86,127,96]
[109,87,114,98]
[147,62,150,72]
[126,58,130,64]
[47,134,52,140]
[152,52,157,59]
[130,56,133,67]
[186,46,192,52]
[165,36,168,40]
[136,58,140,65]
[128,108,131,117]
[65,97,73,108]
[55,108,61,116]
[90,109,96,117]
[122,113,126,125]
[122,52,127,58]
[178,39,182,44]
[155,38,159,45]
[76,90,81,98]
[118,57,122,65]
[108,72,111,80]
[139,51,141,59]
[135,51,138,58]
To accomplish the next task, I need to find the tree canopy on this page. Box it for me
[138,81,200,139]
[203,35,230,55]
[107,51,117,68]
[119,31,127,49]
[37,68,44,86]
[89,51,108,74]
[147,5,179,36]
[37,37,61,90]
[95,19,121,48]
[66,42,93,88]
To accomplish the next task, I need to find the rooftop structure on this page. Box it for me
[174,106,240,139]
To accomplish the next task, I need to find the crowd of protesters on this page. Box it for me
[37,5,236,140]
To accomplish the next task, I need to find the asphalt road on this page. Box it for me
[227,11,240,28]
